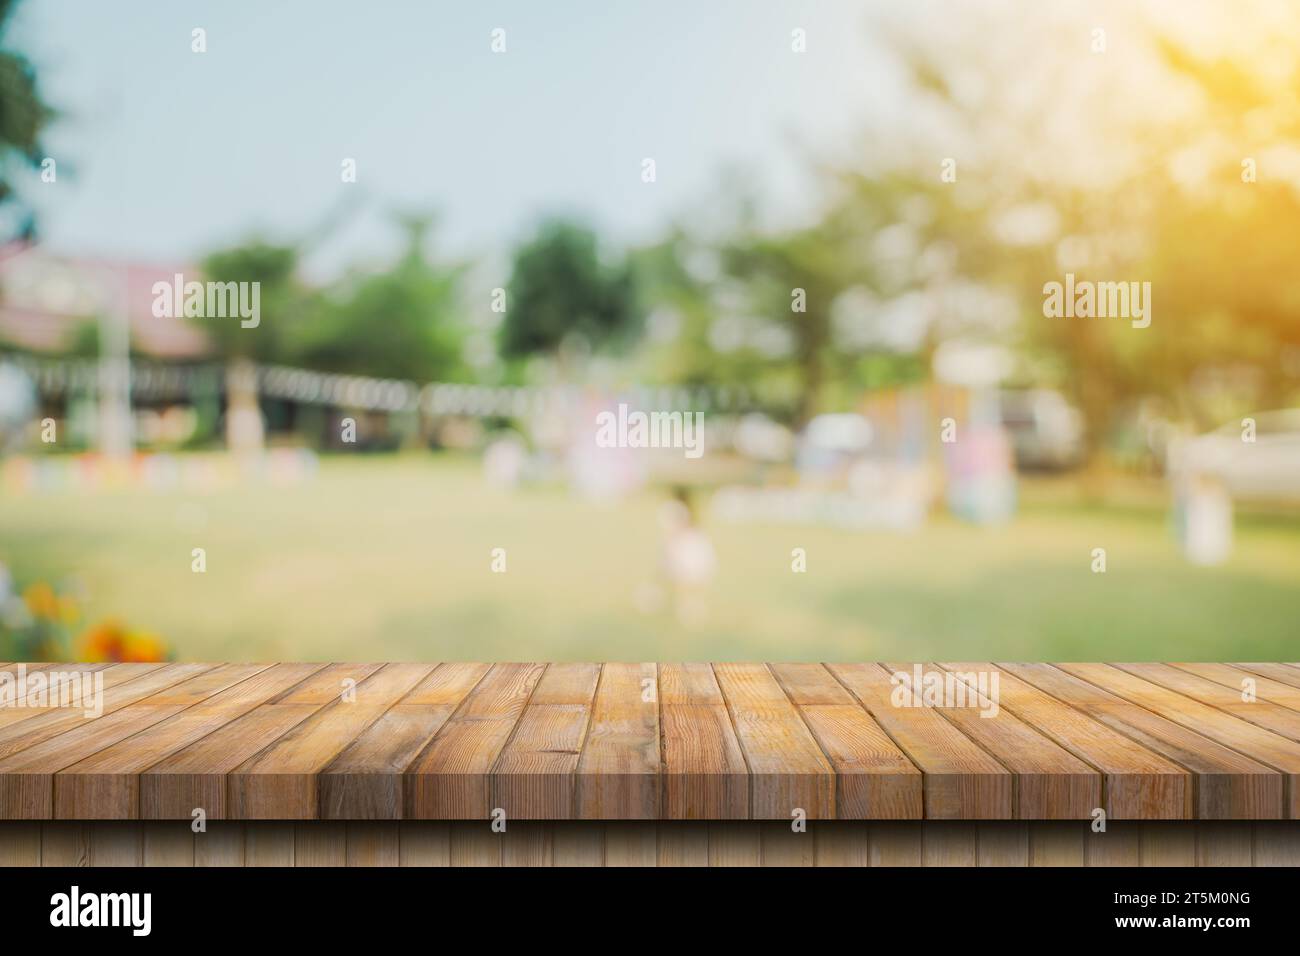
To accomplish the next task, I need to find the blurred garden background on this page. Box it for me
[0,0,1297,662]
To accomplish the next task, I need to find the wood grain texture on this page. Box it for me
[404,663,546,818]
[769,663,922,818]
[4,820,1299,866]
[1057,663,1300,818]
[828,663,1012,818]
[1005,663,1284,819]
[228,663,435,818]
[0,664,253,818]
[713,663,835,818]
[319,662,489,819]
[56,663,323,819]
[659,663,748,819]
[491,662,599,819]
[574,663,660,818]
[1,661,1297,826]
[942,662,1188,818]
[893,662,1099,819]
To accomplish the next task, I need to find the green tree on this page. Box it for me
[499,219,638,361]
[299,216,465,382]
[0,0,54,240]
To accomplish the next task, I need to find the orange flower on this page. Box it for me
[79,619,128,662]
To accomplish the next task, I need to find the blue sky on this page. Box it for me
[15,0,891,278]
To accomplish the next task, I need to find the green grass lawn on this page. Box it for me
[3,454,1298,661]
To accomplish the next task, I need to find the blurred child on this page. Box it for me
[656,486,716,625]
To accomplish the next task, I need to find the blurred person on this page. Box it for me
[655,486,716,626]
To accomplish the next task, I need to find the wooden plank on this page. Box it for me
[270,663,383,703]
[656,821,709,866]
[1254,822,1300,865]
[707,822,760,865]
[1085,823,1141,865]
[574,662,659,819]
[890,662,1099,819]
[491,663,600,819]
[604,822,658,865]
[1140,822,1195,866]
[1005,663,1283,819]
[1196,822,1253,866]
[55,663,323,818]
[142,822,194,865]
[0,821,39,865]
[659,663,748,819]
[41,822,91,865]
[0,663,209,761]
[941,662,1188,818]
[761,822,815,866]
[194,822,244,866]
[398,822,450,866]
[868,822,922,865]
[712,663,834,819]
[142,701,326,818]
[0,664,253,818]
[1113,662,1300,741]
[1172,663,1300,711]
[90,823,142,866]
[295,821,346,866]
[319,662,489,819]
[827,663,1012,818]
[1029,821,1085,865]
[0,663,113,733]
[813,821,869,866]
[1235,663,1300,691]
[346,821,399,866]
[500,823,551,866]
[769,663,922,819]
[228,663,435,818]
[552,822,603,865]
[977,822,1028,866]
[245,822,294,866]
[922,821,978,866]
[448,822,500,866]
[1058,663,1300,818]
[404,663,545,819]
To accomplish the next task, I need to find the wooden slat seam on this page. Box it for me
[898,663,1021,817]
[769,663,898,820]
[399,662,498,774]
[1061,664,1300,773]
[135,662,332,777]
[1057,664,1298,811]
[822,663,925,778]
[709,664,756,820]
[49,664,278,778]
[1166,663,1300,712]
[937,663,1130,817]
[1002,664,1226,814]
[569,662,604,813]
[485,663,552,782]
[1113,663,1300,740]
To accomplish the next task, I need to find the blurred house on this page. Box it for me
[0,244,209,359]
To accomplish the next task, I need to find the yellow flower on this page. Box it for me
[23,582,58,620]
[123,631,169,663]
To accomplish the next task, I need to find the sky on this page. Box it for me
[14,0,891,279]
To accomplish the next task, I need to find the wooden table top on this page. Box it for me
[1,661,1298,821]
